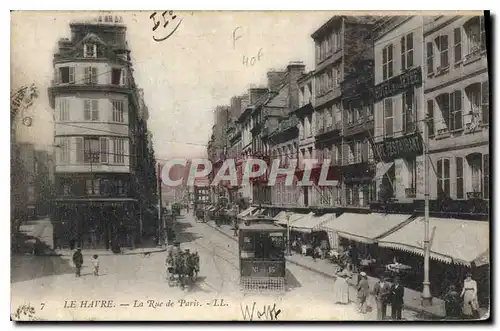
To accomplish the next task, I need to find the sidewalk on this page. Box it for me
[54,247,166,257]
[204,220,446,319]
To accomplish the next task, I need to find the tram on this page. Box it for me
[238,217,286,292]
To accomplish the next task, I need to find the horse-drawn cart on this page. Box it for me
[166,247,200,289]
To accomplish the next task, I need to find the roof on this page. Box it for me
[378,217,490,266]
[321,213,413,244]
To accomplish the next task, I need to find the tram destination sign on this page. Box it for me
[372,66,422,103]
[374,132,423,163]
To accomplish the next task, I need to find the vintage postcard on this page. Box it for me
[10,10,490,321]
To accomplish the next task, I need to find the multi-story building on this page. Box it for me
[236,88,268,202]
[308,16,377,209]
[372,16,425,211]
[423,15,489,214]
[48,15,148,249]
[295,71,315,207]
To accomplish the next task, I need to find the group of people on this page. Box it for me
[443,273,481,319]
[165,242,200,288]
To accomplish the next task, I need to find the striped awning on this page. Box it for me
[291,213,335,233]
[320,212,413,244]
[274,212,309,226]
[378,217,490,267]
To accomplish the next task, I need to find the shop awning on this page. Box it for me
[375,161,394,179]
[237,206,256,218]
[274,212,308,226]
[320,212,413,244]
[378,217,490,267]
[291,213,335,233]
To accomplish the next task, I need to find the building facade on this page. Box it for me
[48,15,147,249]
[423,15,489,214]
[372,16,425,210]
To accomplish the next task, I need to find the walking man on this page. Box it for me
[72,248,83,277]
[390,276,405,320]
[373,274,391,320]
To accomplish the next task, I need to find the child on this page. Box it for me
[90,254,99,276]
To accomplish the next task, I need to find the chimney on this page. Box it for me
[248,87,268,105]
[286,61,306,110]
[230,96,243,121]
[267,70,286,93]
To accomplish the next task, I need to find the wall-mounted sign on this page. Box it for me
[374,132,423,162]
[372,66,422,103]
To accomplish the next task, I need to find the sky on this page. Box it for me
[11,11,335,161]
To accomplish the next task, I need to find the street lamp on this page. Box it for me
[422,114,432,306]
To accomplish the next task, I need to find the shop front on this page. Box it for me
[377,217,490,302]
[53,198,137,250]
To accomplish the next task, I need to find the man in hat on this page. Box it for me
[390,275,405,320]
[357,272,370,314]
[373,274,391,320]
[72,248,84,277]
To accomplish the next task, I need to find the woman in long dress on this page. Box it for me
[334,269,350,304]
[460,273,479,319]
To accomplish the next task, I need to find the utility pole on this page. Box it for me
[157,162,162,247]
[422,113,432,306]
[286,214,291,256]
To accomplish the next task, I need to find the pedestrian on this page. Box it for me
[373,274,391,320]
[460,272,479,319]
[357,272,370,314]
[390,275,404,320]
[90,254,100,276]
[348,244,359,273]
[72,248,83,277]
[333,269,350,304]
[444,285,461,319]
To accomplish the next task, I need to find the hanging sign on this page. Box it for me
[372,66,422,103]
[374,132,424,163]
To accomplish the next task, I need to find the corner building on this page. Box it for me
[48,16,142,249]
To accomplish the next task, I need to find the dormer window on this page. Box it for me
[84,43,97,58]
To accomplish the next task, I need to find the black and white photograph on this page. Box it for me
[10,10,491,321]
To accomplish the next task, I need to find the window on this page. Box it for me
[382,44,394,80]
[355,141,362,163]
[437,158,450,197]
[84,99,99,121]
[334,66,341,87]
[426,42,434,74]
[327,71,333,90]
[384,98,393,137]
[76,138,83,163]
[482,81,489,125]
[85,179,100,195]
[112,100,125,123]
[58,66,75,84]
[427,99,435,136]
[57,137,70,164]
[454,28,462,63]
[113,138,126,164]
[464,16,486,55]
[406,157,417,190]
[58,99,70,121]
[436,93,450,131]
[436,35,449,69]
[450,90,462,131]
[456,157,464,199]
[111,69,122,85]
[336,30,342,50]
[84,43,97,58]
[315,43,320,63]
[84,66,98,85]
[401,33,414,71]
[84,137,100,163]
[115,179,128,196]
[100,137,108,163]
[483,154,489,199]
[402,88,416,133]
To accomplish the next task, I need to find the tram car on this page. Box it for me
[238,217,286,292]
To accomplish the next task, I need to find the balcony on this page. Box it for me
[405,188,416,198]
[467,191,482,199]
[315,121,342,140]
[343,118,374,138]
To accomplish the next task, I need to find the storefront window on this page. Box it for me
[437,158,451,198]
